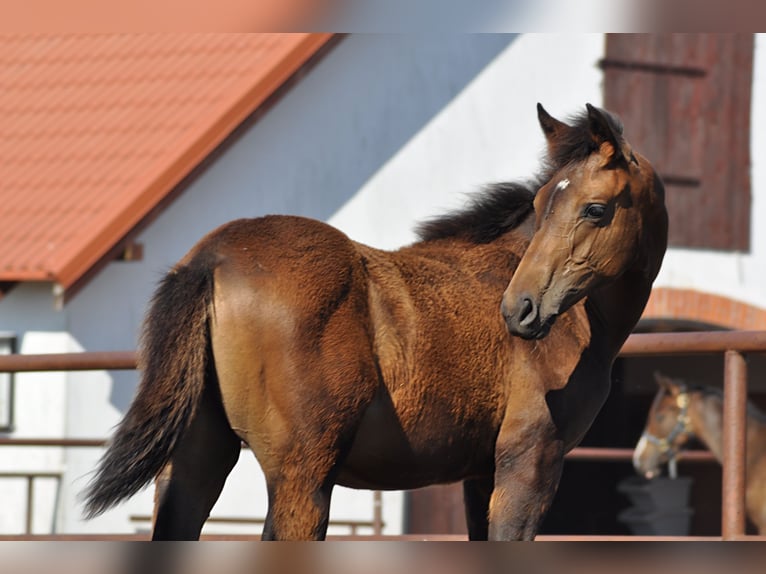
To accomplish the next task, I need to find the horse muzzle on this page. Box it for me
[501,293,557,340]
[632,435,663,479]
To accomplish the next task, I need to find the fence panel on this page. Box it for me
[1,330,765,540]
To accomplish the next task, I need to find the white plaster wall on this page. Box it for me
[652,33,766,311]
[0,351,67,534]
[0,284,69,533]
[329,34,606,248]
[330,0,633,32]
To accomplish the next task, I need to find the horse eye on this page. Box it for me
[583,203,606,220]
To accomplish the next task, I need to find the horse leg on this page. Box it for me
[488,422,564,540]
[258,443,344,541]
[152,383,241,540]
[151,464,172,529]
[261,479,335,541]
[256,383,372,540]
[463,476,493,540]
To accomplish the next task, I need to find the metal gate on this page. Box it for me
[0,330,764,540]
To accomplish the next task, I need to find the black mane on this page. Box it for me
[415,182,535,244]
[416,106,624,244]
[687,384,766,423]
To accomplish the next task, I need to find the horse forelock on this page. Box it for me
[543,107,625,176]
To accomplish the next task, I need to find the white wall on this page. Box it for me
[330,34,606,248]
[0,284,69,533]
[330,1,633,32]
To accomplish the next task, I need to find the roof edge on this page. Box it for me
[54,33,336,293]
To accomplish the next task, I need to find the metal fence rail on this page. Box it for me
[1,329,765,540]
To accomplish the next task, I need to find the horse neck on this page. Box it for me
[584,266,656,360]
[688,392,766,472]
[687,393,725,462]
[744,404,766,470]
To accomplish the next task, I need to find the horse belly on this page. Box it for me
[337,391,495,490]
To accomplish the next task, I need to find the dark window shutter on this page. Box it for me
[602,34,753,252]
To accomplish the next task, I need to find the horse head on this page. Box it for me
[633,372,694,479]
[502,103,666,340]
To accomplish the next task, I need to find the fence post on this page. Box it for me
[372,490,383,535]
[722,350,747,540]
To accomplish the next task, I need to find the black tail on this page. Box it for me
[82,252,216,518]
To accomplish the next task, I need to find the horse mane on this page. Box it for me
[415,182,535,244]
[687,384,766,423]
[416,107,625,244]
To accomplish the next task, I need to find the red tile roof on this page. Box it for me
[0,33,332,292]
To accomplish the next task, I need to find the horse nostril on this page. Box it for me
[518,296,537,327]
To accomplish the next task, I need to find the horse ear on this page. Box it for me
[537,103,571,142]
[654,371,679,395]
[585,103,625,164]
[654,371,670,387]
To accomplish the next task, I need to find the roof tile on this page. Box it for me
[0,33,331,288]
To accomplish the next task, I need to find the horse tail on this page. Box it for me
[82,251,217,518]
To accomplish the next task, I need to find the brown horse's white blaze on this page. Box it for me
[81,103,667,541]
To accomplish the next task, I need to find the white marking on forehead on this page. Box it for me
[555,178,570,191]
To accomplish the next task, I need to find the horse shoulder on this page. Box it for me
[354,245,417,376]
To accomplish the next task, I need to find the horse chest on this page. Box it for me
[546,366,612,451]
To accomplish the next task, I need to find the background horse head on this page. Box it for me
[633,372,696,479]
[83,103,667,541]
[633,372,766,534]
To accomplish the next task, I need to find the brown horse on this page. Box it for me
[82,103,667,540]
[633,373,766,534]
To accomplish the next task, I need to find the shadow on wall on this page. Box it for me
[323,1,531,31]
[225,33,521,224]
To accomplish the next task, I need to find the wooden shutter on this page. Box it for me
[602,34,753,252]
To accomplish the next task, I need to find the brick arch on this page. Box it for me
[642,287,766,330]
